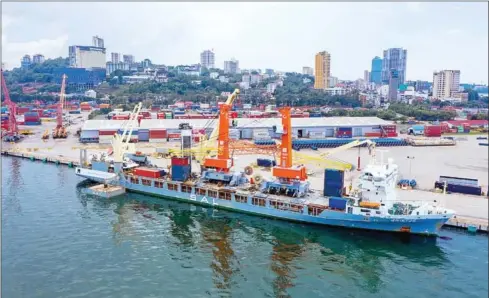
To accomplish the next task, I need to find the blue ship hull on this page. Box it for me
[114,175,450,236]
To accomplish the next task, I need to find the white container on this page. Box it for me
[253,129,271,140]
[149,138,166,143]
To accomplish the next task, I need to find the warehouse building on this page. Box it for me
[79,117,393,143]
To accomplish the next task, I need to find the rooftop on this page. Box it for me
[82,117,391,131]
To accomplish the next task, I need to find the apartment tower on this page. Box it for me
[314,51,331,90]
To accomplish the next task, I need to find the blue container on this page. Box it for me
[439,176,478,187]
[446,183,482,196]
[24,121,41,126]
[172,165,190,182]
[1,107,7,113]
[325,169,344,184]
[257,158,276,167]
[329,197,347,210]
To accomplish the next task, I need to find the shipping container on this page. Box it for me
[149,138,166,143]
[308,131,326,139]
[172,165,191,181]
[99,130,117,136]
[424,125,442,137]
[149,129,167,139]
[446,183,482,196]
[134,167,164,179]
[80,130,99,139]
[138,130,149,142]
[253,129,271,140]
[23,121,41,126]
[439,176,478,187]
[257,158,276,167]
[171,157,190,166]
[328,197,347,210]
[168,133,181,139]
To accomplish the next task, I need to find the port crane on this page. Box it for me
[111,102,142,163]
[52,74,68,139]
[1,69,21,142]
[203,103,233,172]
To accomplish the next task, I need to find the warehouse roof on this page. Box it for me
[82,117,391,131]
[82,120,133,130]
[139,117,390,129]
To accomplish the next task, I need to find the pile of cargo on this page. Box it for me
[171,157,191,182]
[434,176,483,196]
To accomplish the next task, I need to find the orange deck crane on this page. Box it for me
[271,106,307,181]
[203,103,233,172]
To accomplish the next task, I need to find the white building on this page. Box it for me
[210,72,219,79]
[302,66,313,76]
[111,53,120,63]
[224,58,239,74]
[267,83,277,94]
[92,36,104,48]
[123,55,135,64]
[250,74,262,85]
[239,81,250,90]
[84,89,97,98]
[200,50,215,69]
[324,87,347,96]
[69,45,106,68]
[328,76,338,88]
[32,54,45,64]
[432,70,461,99]
[219,76,229,83]
[242,75,250,83]
[106,62,130,75]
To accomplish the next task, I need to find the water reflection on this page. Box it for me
[2,158,23,215]
[76,189,448,295]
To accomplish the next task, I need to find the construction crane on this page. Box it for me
[111,102,142,163]
[1,69,21,142]
[203,103,233,172]
[53,74,68,139]
[271,106,307,181]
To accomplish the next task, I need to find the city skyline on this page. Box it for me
[2,2,488,84]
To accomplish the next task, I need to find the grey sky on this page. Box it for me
[2,2,488,84]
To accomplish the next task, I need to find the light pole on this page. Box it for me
[407,156,415,178]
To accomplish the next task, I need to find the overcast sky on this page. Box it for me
[2,2,488,84]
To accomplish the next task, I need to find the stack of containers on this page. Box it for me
[24,112,41,125]
[117,129,138,142]
[165,112,173,119]
[323,169,345,197]
[462,123,471,133]
[138,129,149,142]
[149,128,167,143]
[171,157,191,182]
[98,129,117,144]
[424,125,442,137]
[80,103,91,111]
[157,112,166,119]
[168,131,181,142]
[1,107,8,114]
[336,127,352,138]
[381,125,398,137]
[1,114,8,130]
[16,107,31,115]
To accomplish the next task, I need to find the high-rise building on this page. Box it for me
[388,69,399,101]
[432,70,461,99]
[224,58,239,74]
[364,70,370,82]
[200,50,215,69]
[302,66,314,76]
[21,55,31,69]
[69,45,106,68]
[111,53,120,63]
[92,36,104,48]
[370,56,382,84]
[314,51,331,90]
[32,54,45,64]
[123,55,135,64]
[381,48,407,84]
[329,76,338,88]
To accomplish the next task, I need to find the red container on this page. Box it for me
[99,130,117,136]
[424,125,442,137]
[171,157,189,166]
[157,113,166,119]
[149,129,167,139]
[134,167,162,178]
[193,136,201,142]
[386,132,398,137]
[168,133,181,139]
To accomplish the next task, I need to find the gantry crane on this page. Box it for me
[1,69,21,142]
[53,74,68,139]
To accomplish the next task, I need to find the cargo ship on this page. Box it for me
[75,94,455,236]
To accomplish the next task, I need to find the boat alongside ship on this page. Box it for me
[75,93,455,236]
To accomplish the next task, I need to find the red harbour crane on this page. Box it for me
[1,69,21,142]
